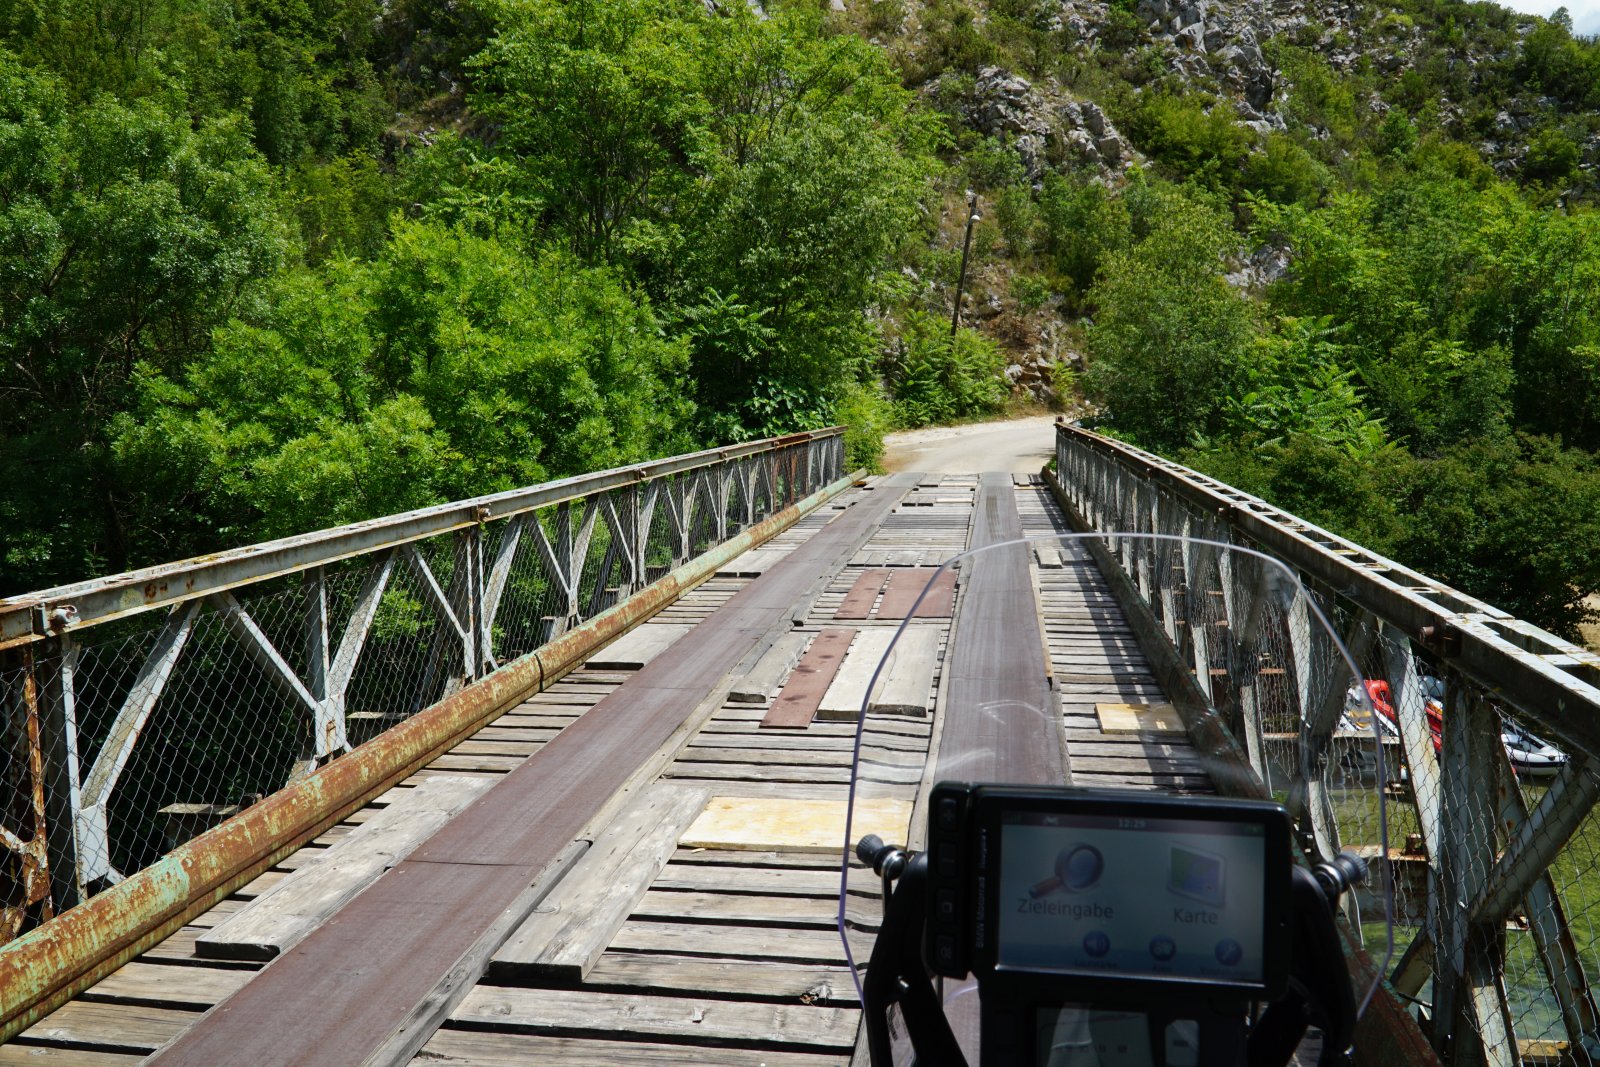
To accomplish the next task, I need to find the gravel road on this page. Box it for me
[881,415,1057,474]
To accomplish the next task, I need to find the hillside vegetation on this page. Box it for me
[3,0,1600,636]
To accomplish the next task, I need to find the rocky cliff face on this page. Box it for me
[957,66,1138,180]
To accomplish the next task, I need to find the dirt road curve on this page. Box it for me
[882,415,1057,475]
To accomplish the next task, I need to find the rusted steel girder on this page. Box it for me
[0,429,843,651]
[1,647,56,941]
[0,469,860,1043]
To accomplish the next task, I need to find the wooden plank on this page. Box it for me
[360,839,590,1067]
[0,1048,142,1067]
[451,986,856,1049]
[1035,545,1064,569]
[651,864,845,896]
[490,785,708,981]
[833,569,889,620]
[873,568,939,620]
[680,796,912,853]
[715,547,789,577]
[583,952,854,1004]
[936,474,1064,785]
[813,624,938,720]
[869,626,938,717]
[417,1028,848,1067]
[761,629,856,729]
[16,1001,192,1053]
[608,922,849,964]
[1095,702,1186,735]
[584,624,695,670]
[195,775,494,961]
[910,567,957,619]
[84,962,252,1009]
[816,629,893,720]
[728,631,807,704]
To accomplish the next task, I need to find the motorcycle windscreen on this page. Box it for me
[835,533,1398,1059]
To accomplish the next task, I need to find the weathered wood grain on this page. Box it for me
[761,629,857,729]
[833,570,890,620]
[196,775,493,961]
[490,784,708,981]
[451,986,857,1049]
[416,1028,849,1066]
[729,631,808,704]
[584,624,695,670]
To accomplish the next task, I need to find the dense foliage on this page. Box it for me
[0,0,982,595]
[5,0,1600,640]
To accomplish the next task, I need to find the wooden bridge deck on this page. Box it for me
[2,473,1214,1067]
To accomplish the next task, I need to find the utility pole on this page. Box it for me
[951,190,980,338]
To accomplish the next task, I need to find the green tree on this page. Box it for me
[0,53,286,590]
[472,0,703,262]
[1035,172,1132,300]
[1084,186,1253,450]
[113,222,693,544]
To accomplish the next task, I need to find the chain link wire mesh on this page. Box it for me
[0,433,842,944]
[1056,427,1600,1065]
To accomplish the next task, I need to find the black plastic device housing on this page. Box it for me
[923,782,1294,1008]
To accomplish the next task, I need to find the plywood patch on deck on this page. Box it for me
[680,796,911,853]
[585,624,695,670]
[1095,702,1186,735]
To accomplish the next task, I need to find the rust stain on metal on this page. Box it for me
[0,470,859,1043]
[2,647,56,942]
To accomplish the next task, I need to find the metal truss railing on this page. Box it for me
[1055,422,1600,1066]
[0,429,844,942]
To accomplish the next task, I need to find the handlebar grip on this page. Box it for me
[1312,849,1369,905]
[857,834,886,866]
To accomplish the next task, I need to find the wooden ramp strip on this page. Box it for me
[815,629,893,721]
[1096,702,1186,735]
[195,776,494,961]
[490,784,708,982]
[872,568,933,619]
[910,567,958,618]
[937,473,1064,784]
[146,475,918,1067]
[871,626,941,715]
[833,568,890,620]
[679,796,912,854]
[761,629,856,728]
[449,986,858,1051]
[728,631,808,704]
[585,624,694,670]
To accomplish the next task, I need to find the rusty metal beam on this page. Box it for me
[0,468,860,1043]
[0,429,844,651]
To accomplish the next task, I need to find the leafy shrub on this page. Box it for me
[993,183,1038,254]
[887,312,1008,426]
[1243,134,1328,206]
[1523,128,1581,185]
[1128,93,1254,190]
[1036,173,1132,298]
[1011,272,1054,312]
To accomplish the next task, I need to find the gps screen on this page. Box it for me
[995,811,1268,984]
